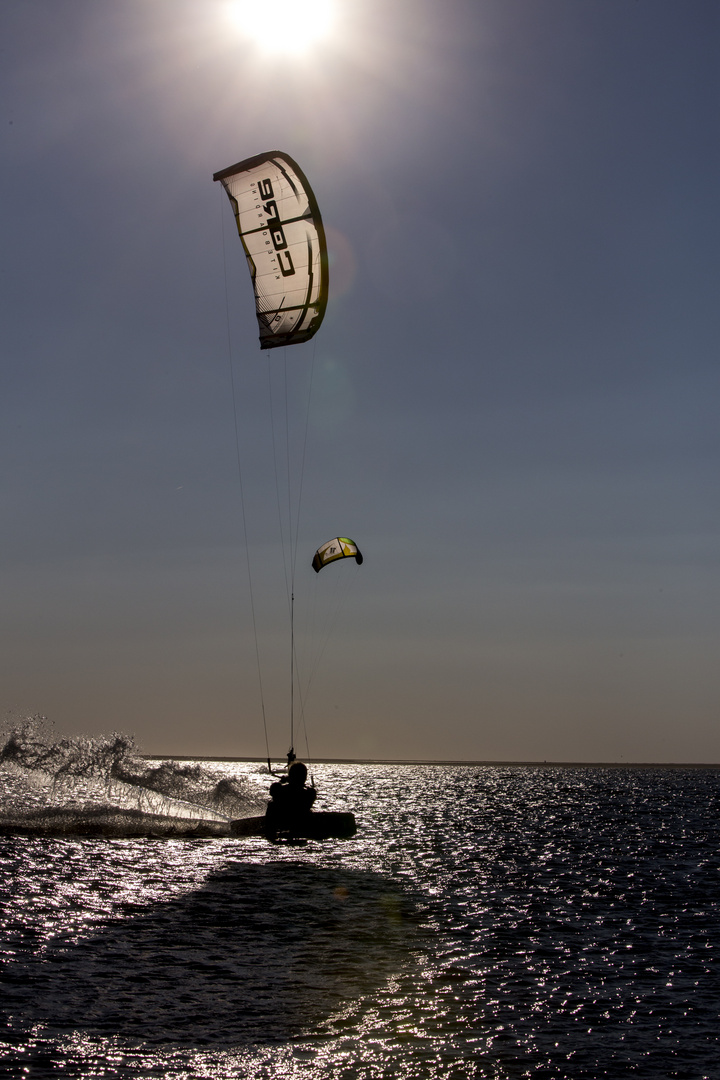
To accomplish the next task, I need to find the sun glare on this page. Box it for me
[229,0,336,56]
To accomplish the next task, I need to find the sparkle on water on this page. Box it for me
[1,722,719,1078]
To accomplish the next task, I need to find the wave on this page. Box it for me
[0,718,265,838]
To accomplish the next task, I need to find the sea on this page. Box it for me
[1,724,718,1079]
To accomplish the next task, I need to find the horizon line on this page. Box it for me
[146,755,720,769]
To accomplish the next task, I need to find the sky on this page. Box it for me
[1,0,719,763]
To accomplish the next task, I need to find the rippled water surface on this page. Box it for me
[2,752,719,1078]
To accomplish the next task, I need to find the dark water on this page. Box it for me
[1,733,719,1078]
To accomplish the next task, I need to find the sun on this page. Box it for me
[229,0,336,56]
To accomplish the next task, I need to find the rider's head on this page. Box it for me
[288,761,308,786]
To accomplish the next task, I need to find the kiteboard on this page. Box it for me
[230,811,356,841]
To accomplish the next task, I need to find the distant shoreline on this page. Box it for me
[146,755,720,769]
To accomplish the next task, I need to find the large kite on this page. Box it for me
[214,151,329,350]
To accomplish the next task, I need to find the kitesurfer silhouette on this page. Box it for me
[265,761,316,841]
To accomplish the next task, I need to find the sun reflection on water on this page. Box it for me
[1,761,719,1077]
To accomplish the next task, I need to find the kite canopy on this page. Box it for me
[312,537,363,574]
[214,150,328,350]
